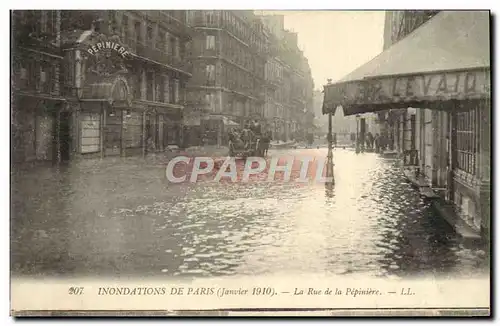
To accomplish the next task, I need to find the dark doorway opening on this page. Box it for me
[59,111,71,162]
[145,114,152,154]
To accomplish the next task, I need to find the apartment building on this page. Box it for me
[12,10,65,163]
[185,11,315,145]
[184,10,268,146]
[12,10,194,163]
[260,14,314,142]
[64,10,194,158]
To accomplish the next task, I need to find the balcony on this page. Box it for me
[192,17,220,29]
[249,43,270,58]
[127,41,192,75]
[139,11,194,40]
[14,24,62,57]
[266,76,283,88]
[182,98,209,109]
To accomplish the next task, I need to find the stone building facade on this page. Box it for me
[185,11,315,145]
[12,10,194,163]
[12,10,65,163]
[383,11,490,236]
[184,10,267,146]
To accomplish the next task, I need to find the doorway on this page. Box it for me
[59,111,71,162]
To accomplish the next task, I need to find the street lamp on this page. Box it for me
[355,114,361,154]
[326,105,335,184]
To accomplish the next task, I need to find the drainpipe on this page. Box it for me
[100,102,106,159]
[326,111,334,184]
[75,49,82,95]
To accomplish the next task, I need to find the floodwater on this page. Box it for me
[11,148,488,279]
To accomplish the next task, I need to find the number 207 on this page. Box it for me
[68,287,84,295]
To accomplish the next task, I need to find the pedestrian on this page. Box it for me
[262,131,271,156]
[374,133,380,153]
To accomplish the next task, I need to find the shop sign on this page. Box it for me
[83,35,131,78]
[325,69,490,108]
[87,42,130,58]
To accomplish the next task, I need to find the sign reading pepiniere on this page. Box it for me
[324,68,490,111]
[87,42,130,58]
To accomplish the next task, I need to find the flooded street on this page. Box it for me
[11,148,488,279]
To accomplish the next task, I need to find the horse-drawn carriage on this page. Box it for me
[228,125,268,158]
[228,137,263,158]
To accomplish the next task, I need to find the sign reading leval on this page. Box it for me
[324,69,490,111]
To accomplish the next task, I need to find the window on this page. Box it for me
[39,66,47,90]
[157,30,165,50]
[169,77,175,103]
[168,37,175,56]
[206,11,215,25]
[134,21,142,44]
[109,11,118,34]
[146,71,154,101]
[163,76,170,103]
[122,15,129,42]
[456,108,479,175]
[155,75,163,102]
[147,26,154,47]
[40,11,48,33]
[205,93,215,111]
[206,35,215,50]
[20,67,27,80]
[133,71,142,100]
[205,64,215,82]
[80,112,101,153]
[174,37,180,58]
[173,79,179,104]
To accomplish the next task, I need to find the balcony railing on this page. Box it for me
[139,11,194,40]
[126,40,192,74]
[250,43,270,58]
[193,17,220,28]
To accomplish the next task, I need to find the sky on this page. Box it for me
[264,11,386,90]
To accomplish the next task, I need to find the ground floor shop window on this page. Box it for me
[165,123,179,145]
[80,112,100,153]
[124,112,142,149]
[455,107,479,175]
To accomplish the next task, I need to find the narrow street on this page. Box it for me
[11,148,488,278]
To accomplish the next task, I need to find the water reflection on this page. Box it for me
[325,181,335,199]
[11,150,489,278]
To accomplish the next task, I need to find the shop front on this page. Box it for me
[200,115,240,146]
[322,11,490,238]
[78,74,135,159]
[12,96,68,164]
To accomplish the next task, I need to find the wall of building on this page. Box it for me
[382,10,490,236]
[12,10,63,164]
[58,10,193,157]
[185,10,314,145]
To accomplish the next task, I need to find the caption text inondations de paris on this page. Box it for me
[68,286,416,298]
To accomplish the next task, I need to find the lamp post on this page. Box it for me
[324,79,334,184]
[326,107,334,184]
[355,114,361,154]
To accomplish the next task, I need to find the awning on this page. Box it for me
[203,115,240,126]
[185,115,241,126]
[80,75,132,106]
[223,117,240,126]
[323,11,491,116]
